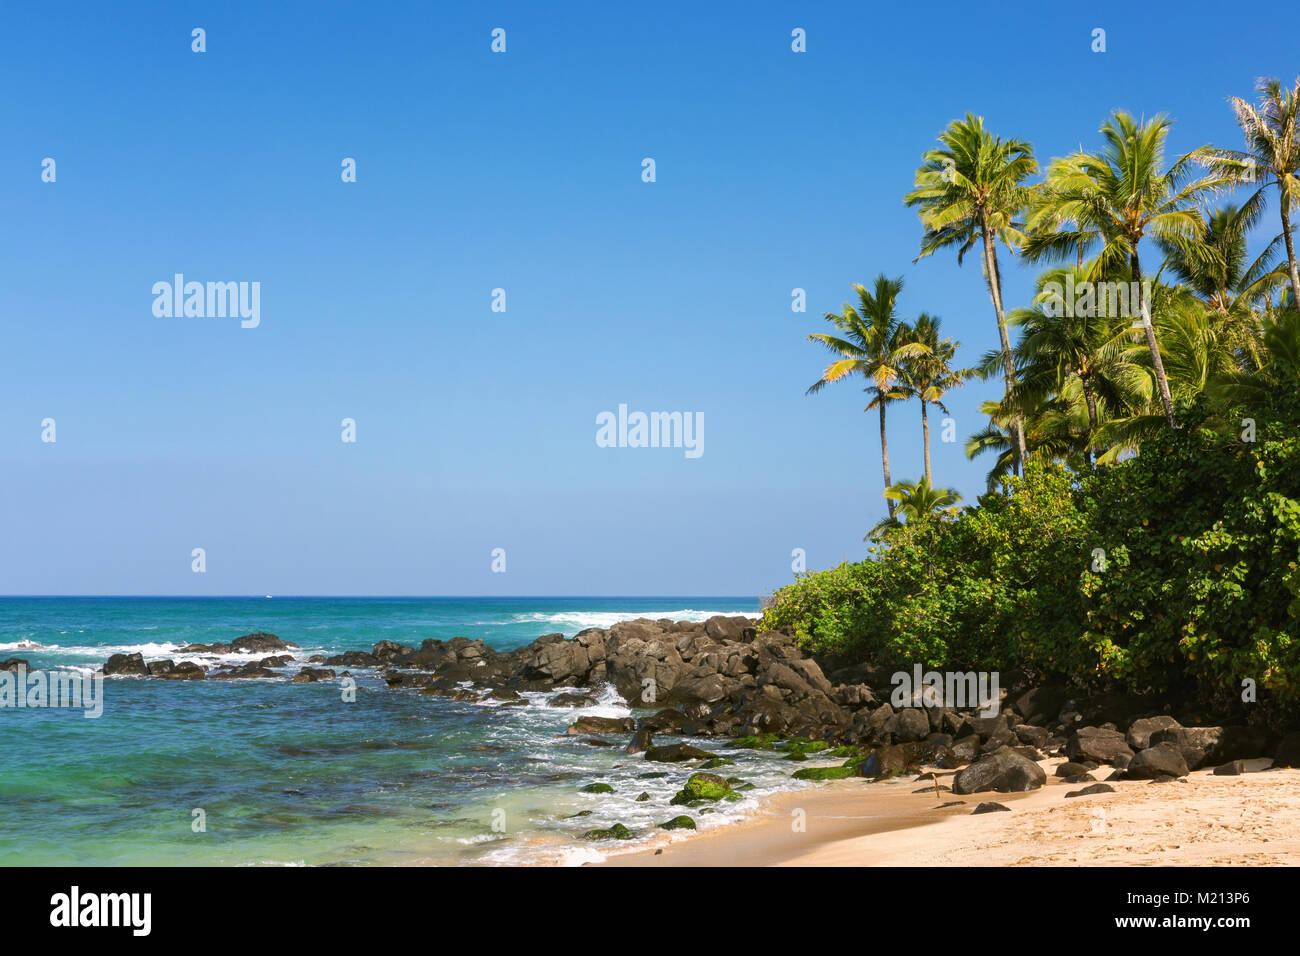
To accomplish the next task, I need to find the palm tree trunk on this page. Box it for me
[1282,201,1300,309]
[1081,373,1098,466]
[879,401,894,518]
[920,400,932,485]
[980,221,1027,468]
[1130,251,1177,427]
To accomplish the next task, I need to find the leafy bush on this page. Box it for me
[760,393,1300,716]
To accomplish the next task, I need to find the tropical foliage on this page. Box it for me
[786,78,1300,716]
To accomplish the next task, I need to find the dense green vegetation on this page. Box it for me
[772,78,1300,716]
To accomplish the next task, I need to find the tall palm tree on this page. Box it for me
[868,477,962,539]
[905,114,1037,467]
[898,313,970,484]
[1202,77,1300,308]
[1024,153,1103,269]
[807,275,924,518]
[1039,111,1232,427]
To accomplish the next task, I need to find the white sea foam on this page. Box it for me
[496,608,755,634]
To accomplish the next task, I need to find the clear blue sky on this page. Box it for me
[1,0,1291,595]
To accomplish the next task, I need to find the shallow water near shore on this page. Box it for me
[0,596,807,866]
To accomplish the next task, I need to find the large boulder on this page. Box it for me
[565,716,634,736]
[1126,716,1181,751]
[703,616,755,642]
[858,744,918,779]
[103,652,149,676]
[231,632,297,653]
[1066,727,1133,764]
[1125,741,1189,779]
[669,772,736,805]
[952,750,1046,795]
[886,708,931,743]
[1012,685,1069,727]
[1149,726,1268,771]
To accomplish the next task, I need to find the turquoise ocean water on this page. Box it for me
[0,596,821,866]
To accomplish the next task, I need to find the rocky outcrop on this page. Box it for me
[179,632,298,654]
[375,616,851,740]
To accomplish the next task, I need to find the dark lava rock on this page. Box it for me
[952,750,1046,795]
[292,667,336,683]
[1126,716,1181,750]
[566,716,635,736]
[1125,741,1189,780]
[104,652,149,676]
[972,802,1011,814]
[644,743,716,763]
[1149,726,1266,771]
[858,744,918,779]
[1066,727,1133,764]
[1213,760,1246,776]
[1060,773,1096,784]
[1065,783,1116,798]
[1055,762,1092,778]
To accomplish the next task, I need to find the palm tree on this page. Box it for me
[1092,285,1238,461]
[1039,111,1232,427]
[1024,154,1103,269]
[867,477,962,539]
[905,114,1037,467]
[1010,264,1149,455]
[898,313,970,484]
[807,275,924,518]
[1157,203,1287,368]
[1209,303,1300,410]
[966,392,1090,489]
[1202,77,1300,309]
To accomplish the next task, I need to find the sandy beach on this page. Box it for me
[599,758,1300,866]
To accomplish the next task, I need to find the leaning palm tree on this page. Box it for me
[1201,77,1300,309]
[867,477,962,539]
[905,114,1037,467]
[807,275,925,518]
[898,313,971,484]
[1035,111,1232,427]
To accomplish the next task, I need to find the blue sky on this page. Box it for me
[0,0,1291,595]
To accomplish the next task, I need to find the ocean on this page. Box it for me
[0,596,817,866]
